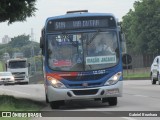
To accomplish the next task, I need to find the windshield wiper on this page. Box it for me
[87,29,100,45]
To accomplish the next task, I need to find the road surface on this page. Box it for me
[0,80,160,120]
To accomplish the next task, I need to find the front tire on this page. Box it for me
[45,94,49,103]
[50,100,65,109]
[151,73,157,85]
[108,97,117,106]
[102,97,117,106]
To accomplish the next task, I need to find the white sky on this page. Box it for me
[0,0,137,43]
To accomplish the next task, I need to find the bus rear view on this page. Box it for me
[40,10,123,109]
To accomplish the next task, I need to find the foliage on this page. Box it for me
[0,61,4,71]
[0,0,37,24]
[122,0,160,54]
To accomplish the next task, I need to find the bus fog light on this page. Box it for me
[104,72,122,85]
[106,89,119,95]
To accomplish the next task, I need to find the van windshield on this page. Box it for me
[9,61,27,68]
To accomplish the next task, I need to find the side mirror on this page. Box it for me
[40,37,43,49]
[122,54,132,65]
[40,37,44,55]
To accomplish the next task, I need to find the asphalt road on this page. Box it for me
[0,80,160,120]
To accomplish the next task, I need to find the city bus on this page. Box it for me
[40,10,125,109]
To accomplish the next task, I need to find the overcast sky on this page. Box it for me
[0,0,137,43]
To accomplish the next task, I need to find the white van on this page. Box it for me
[150,56,160,85]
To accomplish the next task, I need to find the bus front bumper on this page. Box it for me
[47,81,123,102]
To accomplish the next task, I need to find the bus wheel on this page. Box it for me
[50,100,65,109]
[108,97,117,106]
[102,98,108,103]
[45,94,49,103]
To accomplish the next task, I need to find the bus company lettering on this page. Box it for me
[86,56,116,65]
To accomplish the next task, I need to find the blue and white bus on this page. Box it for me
[40,10,124,109]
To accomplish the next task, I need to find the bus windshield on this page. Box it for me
[48,30,119,71]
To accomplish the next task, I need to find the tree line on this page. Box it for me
[121,0,160,54]
[0,34,40,59]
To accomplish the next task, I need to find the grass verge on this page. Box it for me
[0,61,4,72]
[123,72,150,80]
[0,95,46,120]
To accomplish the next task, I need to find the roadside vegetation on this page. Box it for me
[0,61,3,72]
[0,95,46,120]
[122,0,160,54]
[123,70,150,80]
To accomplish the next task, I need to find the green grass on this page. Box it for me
[0,95,46,120]
[123,72,150,79]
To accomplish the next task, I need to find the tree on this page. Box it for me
[0,0,37,24]
[0,34,40,58]
[122,0,160,54]
[9,34,30,48]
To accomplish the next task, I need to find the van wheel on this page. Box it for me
[108,97,117,106]
[50,100,65,109]
[25,82,29,84]
[151,73,156,85]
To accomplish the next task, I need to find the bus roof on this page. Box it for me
[46,12,116,23]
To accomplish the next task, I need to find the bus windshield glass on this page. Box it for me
[48,30,119,71]
[9,61,27,68]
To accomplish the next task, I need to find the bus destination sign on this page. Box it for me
[47,17,116,32]
[55,20,100,30]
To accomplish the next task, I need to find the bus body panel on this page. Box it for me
[46,81,122,102]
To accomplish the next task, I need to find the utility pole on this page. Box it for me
[31,28,36,73]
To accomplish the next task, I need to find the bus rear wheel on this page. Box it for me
[50,100,65,109]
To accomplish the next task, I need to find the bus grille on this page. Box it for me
[63,74,106,81]
[68,82,102,87]
[1,78,11,80]
[72,89,99,95]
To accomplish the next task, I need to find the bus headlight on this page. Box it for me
[47,76,66,88]
[104,72,122,85]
